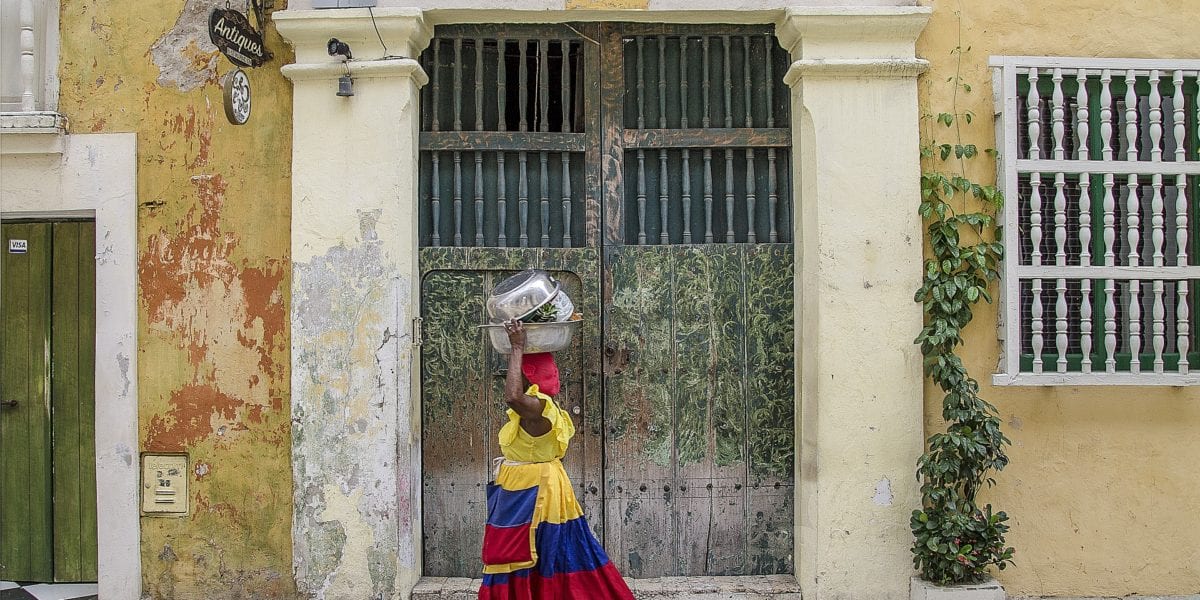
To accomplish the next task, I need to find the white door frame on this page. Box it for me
[0,128,140,598]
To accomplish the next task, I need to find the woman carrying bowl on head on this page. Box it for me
[478,318,634,600]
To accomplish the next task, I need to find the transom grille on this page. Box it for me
[417,24,793,249]
[419,27,589,249]
[619,30,792,246]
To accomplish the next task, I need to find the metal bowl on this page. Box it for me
[479,319,582,354]
[486,269,560,323]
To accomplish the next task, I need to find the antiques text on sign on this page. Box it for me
[209,8,271,68]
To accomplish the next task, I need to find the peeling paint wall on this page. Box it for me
[290,242,413,600]
[917,0,1200,596]
[57,0,296,597]
[281,37,428,595]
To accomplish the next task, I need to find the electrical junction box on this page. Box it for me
[141,453,189,516]
[312,0,378,8]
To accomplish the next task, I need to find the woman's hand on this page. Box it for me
[503,319,527,352]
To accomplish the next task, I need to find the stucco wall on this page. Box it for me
[56,0,296,597]
[916,0,1200,596]
[39,0,1197,597]
[284,0,917,12]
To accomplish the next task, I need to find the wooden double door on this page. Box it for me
[0,221,98,582]
[418,23,794,578]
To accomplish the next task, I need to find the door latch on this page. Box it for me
[0,400,17,408]
[412,317,423,347]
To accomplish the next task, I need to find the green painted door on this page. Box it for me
[1,221,98,582]
[1,222,54,582]
[418,23,794,578]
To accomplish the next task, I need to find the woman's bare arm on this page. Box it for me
[504,320,551,437]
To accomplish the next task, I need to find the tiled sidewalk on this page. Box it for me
[0,582,98,600]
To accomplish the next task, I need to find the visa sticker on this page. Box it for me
[8,239,28,254]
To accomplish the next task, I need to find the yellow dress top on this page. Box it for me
[498,384,575,463]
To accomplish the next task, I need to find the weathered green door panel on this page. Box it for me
[1,222,55,582]
[743,244,796,575]
[419,247,602,577]
[601,245,676,577]
[602,244,794,577]
[50,221,98,582]
[419,268,492,576]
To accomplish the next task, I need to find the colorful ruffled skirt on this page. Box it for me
[480,459,634,600]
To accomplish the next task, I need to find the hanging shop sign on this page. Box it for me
[209,7,271,68]
[222,68,252,125]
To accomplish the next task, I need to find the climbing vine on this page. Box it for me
[910,12,1015,585]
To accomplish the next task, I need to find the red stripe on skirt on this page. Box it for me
[479,562,634,600]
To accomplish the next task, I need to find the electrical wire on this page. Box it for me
[367,6,410,60]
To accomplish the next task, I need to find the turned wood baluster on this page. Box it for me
[1100,69,1118,372]
[1172,70,1190,372]
[681,37,693,244]
[766,32,779,243]
[636,37,648,244]
[497,38,508,246]
[1050,69,1070,372]
[1027,68,1045,372]
[1148,70,1166,372]
[1124,69,1142,373]
[744,35,757,243]
[659,36,669,245]
[430,41,442,246]
[1076,69,1093,372]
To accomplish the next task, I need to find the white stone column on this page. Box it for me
[777,7,931,600]
[276,9,430,600]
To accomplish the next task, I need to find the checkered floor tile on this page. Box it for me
[0,581,98,600]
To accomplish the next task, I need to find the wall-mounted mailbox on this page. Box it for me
[141,454,188,515]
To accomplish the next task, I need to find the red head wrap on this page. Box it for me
[521,352,560,396]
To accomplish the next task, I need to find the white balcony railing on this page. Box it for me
[1,0,57,114]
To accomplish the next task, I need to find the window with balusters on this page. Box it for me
[416,24,792,250]
[992,57,1200,385]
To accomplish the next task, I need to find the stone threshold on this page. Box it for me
[413,575,802,599]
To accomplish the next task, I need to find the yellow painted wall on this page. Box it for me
[916,0,1200,596]
[57,0,295,597]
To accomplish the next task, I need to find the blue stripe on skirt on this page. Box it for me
[486,484,539,528]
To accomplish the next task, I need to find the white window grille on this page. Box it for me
[991,56,1200,385]
[1,0,58,112]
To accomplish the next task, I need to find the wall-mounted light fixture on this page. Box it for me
[327,37,352,60]
[327,37,354,97]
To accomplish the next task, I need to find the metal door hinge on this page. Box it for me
[412,317,423,347]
